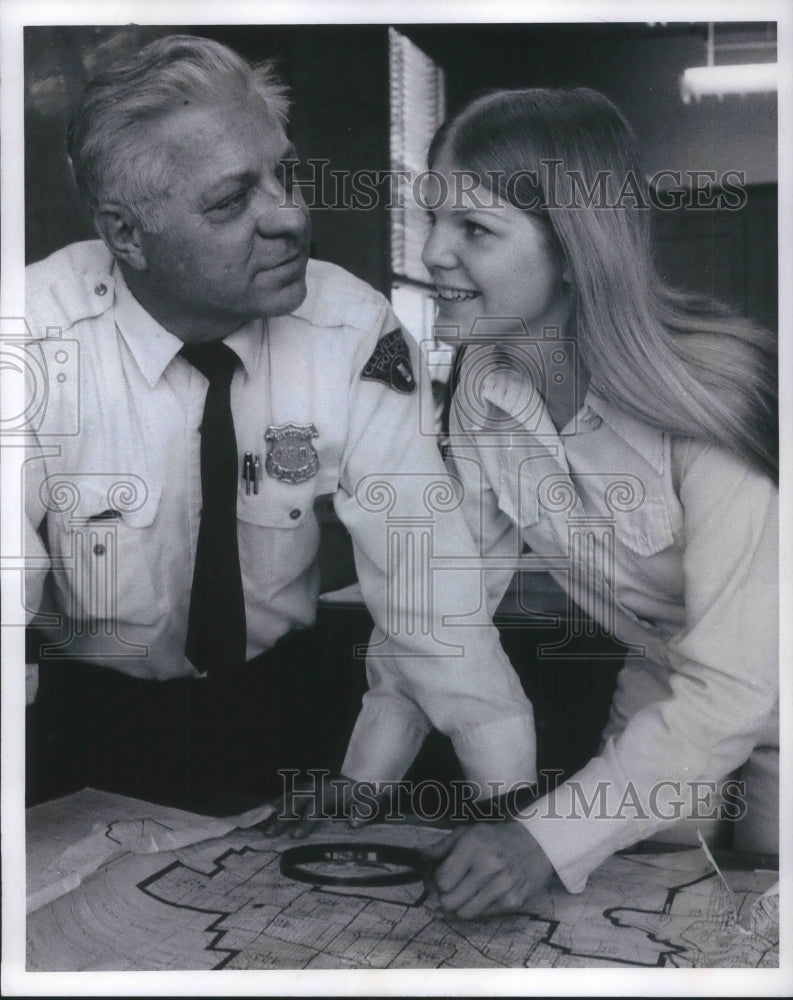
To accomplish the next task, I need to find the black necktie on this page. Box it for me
[180,341,246,675]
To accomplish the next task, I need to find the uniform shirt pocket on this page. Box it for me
[613,494,676,557]
[237,478,320,531]
[44,475,168,626]
[236,480,323,596]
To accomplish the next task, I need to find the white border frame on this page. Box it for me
[2,1,790,995]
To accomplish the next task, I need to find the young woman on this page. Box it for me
[421,88,778,919]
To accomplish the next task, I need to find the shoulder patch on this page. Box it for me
[361,329,416,394]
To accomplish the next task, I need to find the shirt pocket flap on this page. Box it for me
[42,473,160,526]
[110,484,161,527]
[614,494,675,557]
[44,474,167,625]
[237,481,318,530]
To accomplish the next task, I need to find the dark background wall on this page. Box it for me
[403,22,778,329]
[24,24,391,293]
[404,22,777,185]
[25,21,777,328]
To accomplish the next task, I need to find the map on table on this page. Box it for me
[26,789,778,971]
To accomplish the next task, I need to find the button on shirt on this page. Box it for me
[24,241,537,791]
[449,352,778,892]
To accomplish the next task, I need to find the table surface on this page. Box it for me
[25,788,780,973]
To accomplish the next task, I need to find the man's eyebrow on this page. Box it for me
[199,170,259,208]
[199,145,300,209]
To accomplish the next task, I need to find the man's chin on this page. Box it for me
[255,275,308,319]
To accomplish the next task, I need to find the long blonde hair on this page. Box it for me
[429,88,777,482]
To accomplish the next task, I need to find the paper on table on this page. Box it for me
[26,790,779,971]
[26,788,275,914]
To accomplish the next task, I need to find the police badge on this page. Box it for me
[264,423,319,484]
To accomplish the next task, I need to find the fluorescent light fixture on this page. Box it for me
[680,62,778,103]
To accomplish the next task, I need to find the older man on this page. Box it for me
[24,35,535,813]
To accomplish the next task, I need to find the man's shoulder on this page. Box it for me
[26,240,115,337]
[296,259,390,334]
[27,239,112,284]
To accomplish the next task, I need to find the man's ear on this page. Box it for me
[93,203,148,271]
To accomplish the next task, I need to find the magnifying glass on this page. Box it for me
[279,842,431,887]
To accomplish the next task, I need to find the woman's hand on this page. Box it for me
[424,820,555,919]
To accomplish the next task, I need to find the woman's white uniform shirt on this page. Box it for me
[449,351,778,893]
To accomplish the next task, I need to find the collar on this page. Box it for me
[223,320,265,376]
[479,364,665,475]
[584,391,665,474]
[290,258,332,326]
[113,266,264,387]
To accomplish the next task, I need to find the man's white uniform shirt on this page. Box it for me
[24,241,536,791]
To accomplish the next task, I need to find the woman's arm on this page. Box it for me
[518,441,778,891]
[429,440,778,913]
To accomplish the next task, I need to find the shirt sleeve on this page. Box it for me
[334,310,537,794]
[519,441,778,892]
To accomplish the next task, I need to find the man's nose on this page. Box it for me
[422,223,456,271]
[252,184,308,239]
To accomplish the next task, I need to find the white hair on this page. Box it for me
[67,34,290,231]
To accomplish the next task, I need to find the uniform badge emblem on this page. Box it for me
[264,423,319,484]
[361,329,416,394]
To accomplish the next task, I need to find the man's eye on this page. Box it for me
[211,190,249,214]
[464,221,489,236]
